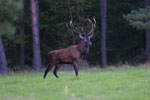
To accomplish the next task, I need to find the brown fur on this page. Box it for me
[44,40,86,78]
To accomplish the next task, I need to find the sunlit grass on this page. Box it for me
[0,66,150,100]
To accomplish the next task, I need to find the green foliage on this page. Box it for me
[10,65,32,72]
[0,0,147,67]
[0,0,21,35]
[102,0,145,65]
[16,0,146,66]
[0,67,150,100]
[123,7,150,29]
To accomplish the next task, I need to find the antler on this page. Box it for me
[69,18,96,39]
[69,20,84,39]
[86,18,96,38]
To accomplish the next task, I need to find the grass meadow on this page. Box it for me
[0,66,150,100]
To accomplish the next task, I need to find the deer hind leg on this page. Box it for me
[53,64,60,78]
[44,62,55,79]
[73,61,79,77]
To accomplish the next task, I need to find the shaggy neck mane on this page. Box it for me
[77,40,87,56]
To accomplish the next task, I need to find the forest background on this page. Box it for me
[0,0,148,73]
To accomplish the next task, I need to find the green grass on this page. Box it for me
[0,66,150,100]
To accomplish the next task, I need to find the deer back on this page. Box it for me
[48,45,81,63]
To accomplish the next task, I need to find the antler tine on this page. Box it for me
[69,20,83,36]
[93,18,96,26]
[86,18,96,37]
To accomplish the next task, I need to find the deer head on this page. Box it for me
[69,18,96,54]
[69,18,96,46]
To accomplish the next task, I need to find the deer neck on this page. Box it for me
[77,40,89,56]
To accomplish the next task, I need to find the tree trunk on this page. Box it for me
[100,0,107,68]
[30,0,42,71]
[145,0,150,64]
[19,0,25,67]
[0,33,8,74]
[146,29,150,64]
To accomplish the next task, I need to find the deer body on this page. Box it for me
[49,44,81,63]
[44,18,96,78]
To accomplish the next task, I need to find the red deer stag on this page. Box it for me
[44,18,96,78]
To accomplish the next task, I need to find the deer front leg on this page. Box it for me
[53,64,60,78]
[73,61,79,76]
